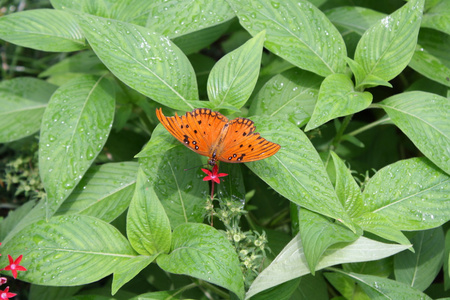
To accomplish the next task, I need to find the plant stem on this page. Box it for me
[347,115,392,137]
[331,115,353,148]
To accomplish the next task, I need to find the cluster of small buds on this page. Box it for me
[0,243,27,299]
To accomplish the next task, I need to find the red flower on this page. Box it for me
[2,255,27,279]
[201,165,228,184]
[0,286,16,299]
[0,278,6,285]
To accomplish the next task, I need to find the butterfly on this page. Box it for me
[156,108,281,166]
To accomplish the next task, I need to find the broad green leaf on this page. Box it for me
[422,0,450,35]
[56,162,138,222]
[394,228,444,291]
[343,272,432,300]
[227,0,347,77]
[0,200,35,242]
[39,75,115,219]
[130,290,184,300]
[0,78,57,142]
[299,208,359,274]
[157,223,245,299]
[51,0,112,17]
[136,123,179,158]
[409,29,450,88]
[127,168,171,256]
[305,73,372,131]
[326,6,386,36]
[39,51,108,78]
[246,117,354,231]
[331,152,365,218]
[249,68,322,127]
[354,0,424,82]
[215,163,246,206]
[207,31,265,109]
[346,58,392,89]
[139,146,208,229]
[112,255,155,295]
[0,215,138,285]
[245,234,410,299]
[324,272,371,300]
[362,157,450,230]
[29,285,81,300]
[75,13,201,111]
[354,212,411,245]
[379,91,450,175]
[0,9,85,52]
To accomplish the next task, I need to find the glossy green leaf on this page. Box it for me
[157,223,245,299]
[112,255,155,295]
[136,123,178,158]
[326,6,386,36]
[324,272,369,300]
[39,51,108,78]
[56,162,138,222]
[249,68,322,127]
[362,157,450,230]
[379,91,450,174]
[0,200,35,242]
[344,272,432,300]
[246,234,410,298]
[139,146,208,229]
[331,152,365,218]
[0,215,138,285]
[207,31,265,109]
[127,168,171,256]
[246,117,354,231]
[354,0,424,82]
[227,0,347,77]
[422,0,450,35]
[0,9,86,52]
[75,13,201,111]
[354,212,410,245]
[0,78,57,142]
[39,75,115,219]
[299,208,359,274]
[129,290,183,300]
[394,228,444,291]
[305,74,372,131]
[409,29,450,88]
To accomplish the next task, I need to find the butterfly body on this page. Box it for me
[156,108,280,166]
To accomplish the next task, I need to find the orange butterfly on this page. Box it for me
[156,108,281,166]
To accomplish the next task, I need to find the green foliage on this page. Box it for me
[0,0,449,299]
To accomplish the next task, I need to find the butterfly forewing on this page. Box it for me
[218,118,281,163]
[156,108,227,157]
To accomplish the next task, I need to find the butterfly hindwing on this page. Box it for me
[218,117,281,163]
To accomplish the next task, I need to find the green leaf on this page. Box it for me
[129,290,184,300]
[331,152,366,218]
[362,157,450,230]
[112,255,155,295]
[394,228,444,291]
[227,0,347,77]
[127,168,172,256]
[354,212,411,245]
[346,57,392,89]
[305,73,373,131]
[299,208,359,274]
[39,75,115,219]
[75,12,201,111]
[409,28,450,88]
[139,146,208,228]
[343,272,432,300]
[326,6,386,36]
[0,9,86,52]
[324,272,371,300]
[0,78,57,142]
[249,68,322,127]
[444,229,450,290]
[422,0,450,35]
[136,123,179,158]
[56,162,138,222]
[29,285,81,300]
[157,223,245,299]
[246,117,354,231]
[379,91,450,175]
[354,0,424,82]
[39,50,108,78]
[245,234,410,299]
[0,200,36,242]
[207,31,265,109]
[0,215,138,285]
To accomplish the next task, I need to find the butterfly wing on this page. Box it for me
[156,108,228,157]
[217,117,281,163]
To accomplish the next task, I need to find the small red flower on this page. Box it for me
[201,165,228,184]
[0,278,6,285]
[0,286,16,299]
[2,255,27,279]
